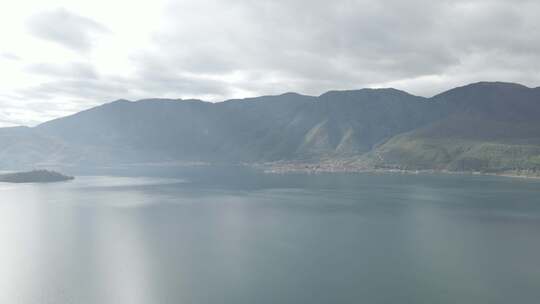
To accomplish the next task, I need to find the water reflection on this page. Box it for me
[0,173,539,304]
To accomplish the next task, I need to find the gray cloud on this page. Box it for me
[27,8,109,52]
[5,0,540,127]
[19,79,129,103]
[0,99,47,127]
[132,0,540,97]
[26,62,98,80]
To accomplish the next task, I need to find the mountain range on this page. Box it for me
[1,81,540,176]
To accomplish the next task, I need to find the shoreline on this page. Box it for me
[253,162,540,180]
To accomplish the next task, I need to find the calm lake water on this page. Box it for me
[1,170,540,304]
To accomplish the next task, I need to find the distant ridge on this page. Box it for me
[0,81,539,176]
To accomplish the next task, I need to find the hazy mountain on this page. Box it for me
[36,93,316,163]
[271,88,441,160]
[370,82,540,173]
[0,126,72,168]
[1,81,539,175]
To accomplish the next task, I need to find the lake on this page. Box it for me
[1,170,539,304]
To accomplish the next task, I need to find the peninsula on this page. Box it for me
[0,170,74,183]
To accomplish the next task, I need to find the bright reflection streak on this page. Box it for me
[0,185,49,303]
[94,210,154,304]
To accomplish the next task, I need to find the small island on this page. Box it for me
[0,170,74,183]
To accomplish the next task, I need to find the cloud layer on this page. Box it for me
[27,8,109,52]
[0,0,539,126]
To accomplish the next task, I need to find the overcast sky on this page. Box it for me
[1,0,539,126]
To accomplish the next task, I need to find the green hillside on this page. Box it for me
[1,81,539,176]
[369,83,540,175]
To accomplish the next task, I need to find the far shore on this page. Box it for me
[253,162,540,180]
